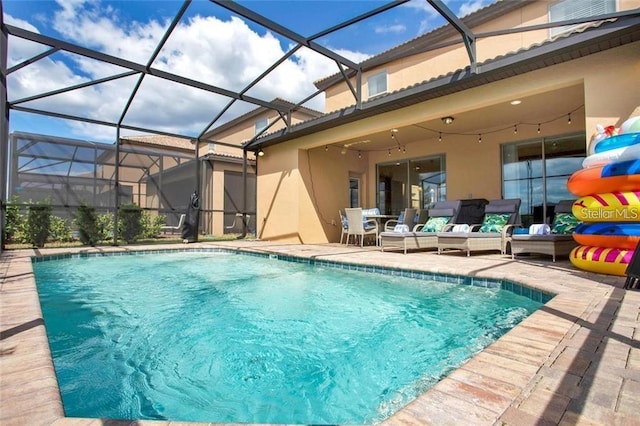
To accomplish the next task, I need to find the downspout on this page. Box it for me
[240,148,248,239]
[113,126,120,245]
[194,137,200,242]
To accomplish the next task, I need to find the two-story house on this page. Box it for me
[237,0,640,243]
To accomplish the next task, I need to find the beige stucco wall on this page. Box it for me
[257,41,639,244]
[199,109,319,158]
[324,1,640,112]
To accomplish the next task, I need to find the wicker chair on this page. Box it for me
[383,208,417,232]
[437,199,521,256]
[345,208,379,247]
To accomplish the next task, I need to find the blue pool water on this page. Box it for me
[33,251,543,424]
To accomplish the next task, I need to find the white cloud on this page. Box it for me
[7,1,370,141]
[459,0,492,17]
[375,24,407,34]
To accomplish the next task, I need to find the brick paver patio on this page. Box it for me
[1,241,638,425]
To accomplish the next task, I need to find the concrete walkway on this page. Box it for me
[1,241,638,425]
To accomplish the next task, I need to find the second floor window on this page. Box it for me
[367,71,387,98]
[549,0,615,37]
[255,117,268,135]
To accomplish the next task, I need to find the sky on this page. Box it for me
[3,0,493,143]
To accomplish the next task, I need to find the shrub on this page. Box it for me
[74,205,100,246]
[26,203,52,247]
[48,216,73,243]
[118,204,142,243]
[4,197,27,244]
[97,212,114,241]
[139,212,165,239]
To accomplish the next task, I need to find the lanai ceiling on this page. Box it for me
[330,84,585,153]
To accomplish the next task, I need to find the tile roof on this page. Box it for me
[120,135,194,151]
[202,98,324,139]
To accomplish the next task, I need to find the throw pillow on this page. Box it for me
[479,213,511,233]
[421,216,450,232]
[551,213,580,234]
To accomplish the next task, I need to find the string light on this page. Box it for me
[323,106,582,155]
[325,145,328,151]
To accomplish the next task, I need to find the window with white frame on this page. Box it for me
[367,71,387,98]
[549,0,615,37]
[255,117,268,135]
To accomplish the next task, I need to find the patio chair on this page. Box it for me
[160,213,185,234]
[379,201,461,254]
[511,199,579,262]
[384,208,417,232]
[437,199,521,256]
[339,209,349,244]
[225,213,251,233]
[345,207,379,247]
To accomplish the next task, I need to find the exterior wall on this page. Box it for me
[257,41,639,243]
[324,1,640,112]
[582,42,640,150]
[255,142,301,242]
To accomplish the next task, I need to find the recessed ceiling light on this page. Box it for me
[510,100,522,105]
[391,128,399,133]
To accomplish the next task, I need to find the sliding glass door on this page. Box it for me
[502,133,585,227]
[377,155,445,215]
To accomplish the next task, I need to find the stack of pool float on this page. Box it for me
[568,113,640,276]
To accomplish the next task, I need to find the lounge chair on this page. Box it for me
[384,208,417,232]
[437,199,521,256]
[511,199,579,262]
[345,207,379,247]
[160,213,185,234]
[379,201,461,254]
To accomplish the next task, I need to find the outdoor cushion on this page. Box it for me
[551,213,580,234]
[421,216,450,232]
[361,208,380,216]
[479,213,510,233]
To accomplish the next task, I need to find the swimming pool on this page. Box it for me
[33,249,546,424]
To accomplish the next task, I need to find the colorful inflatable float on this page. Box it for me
[568,114,640,276]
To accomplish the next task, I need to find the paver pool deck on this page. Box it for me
[1,240,639,425]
